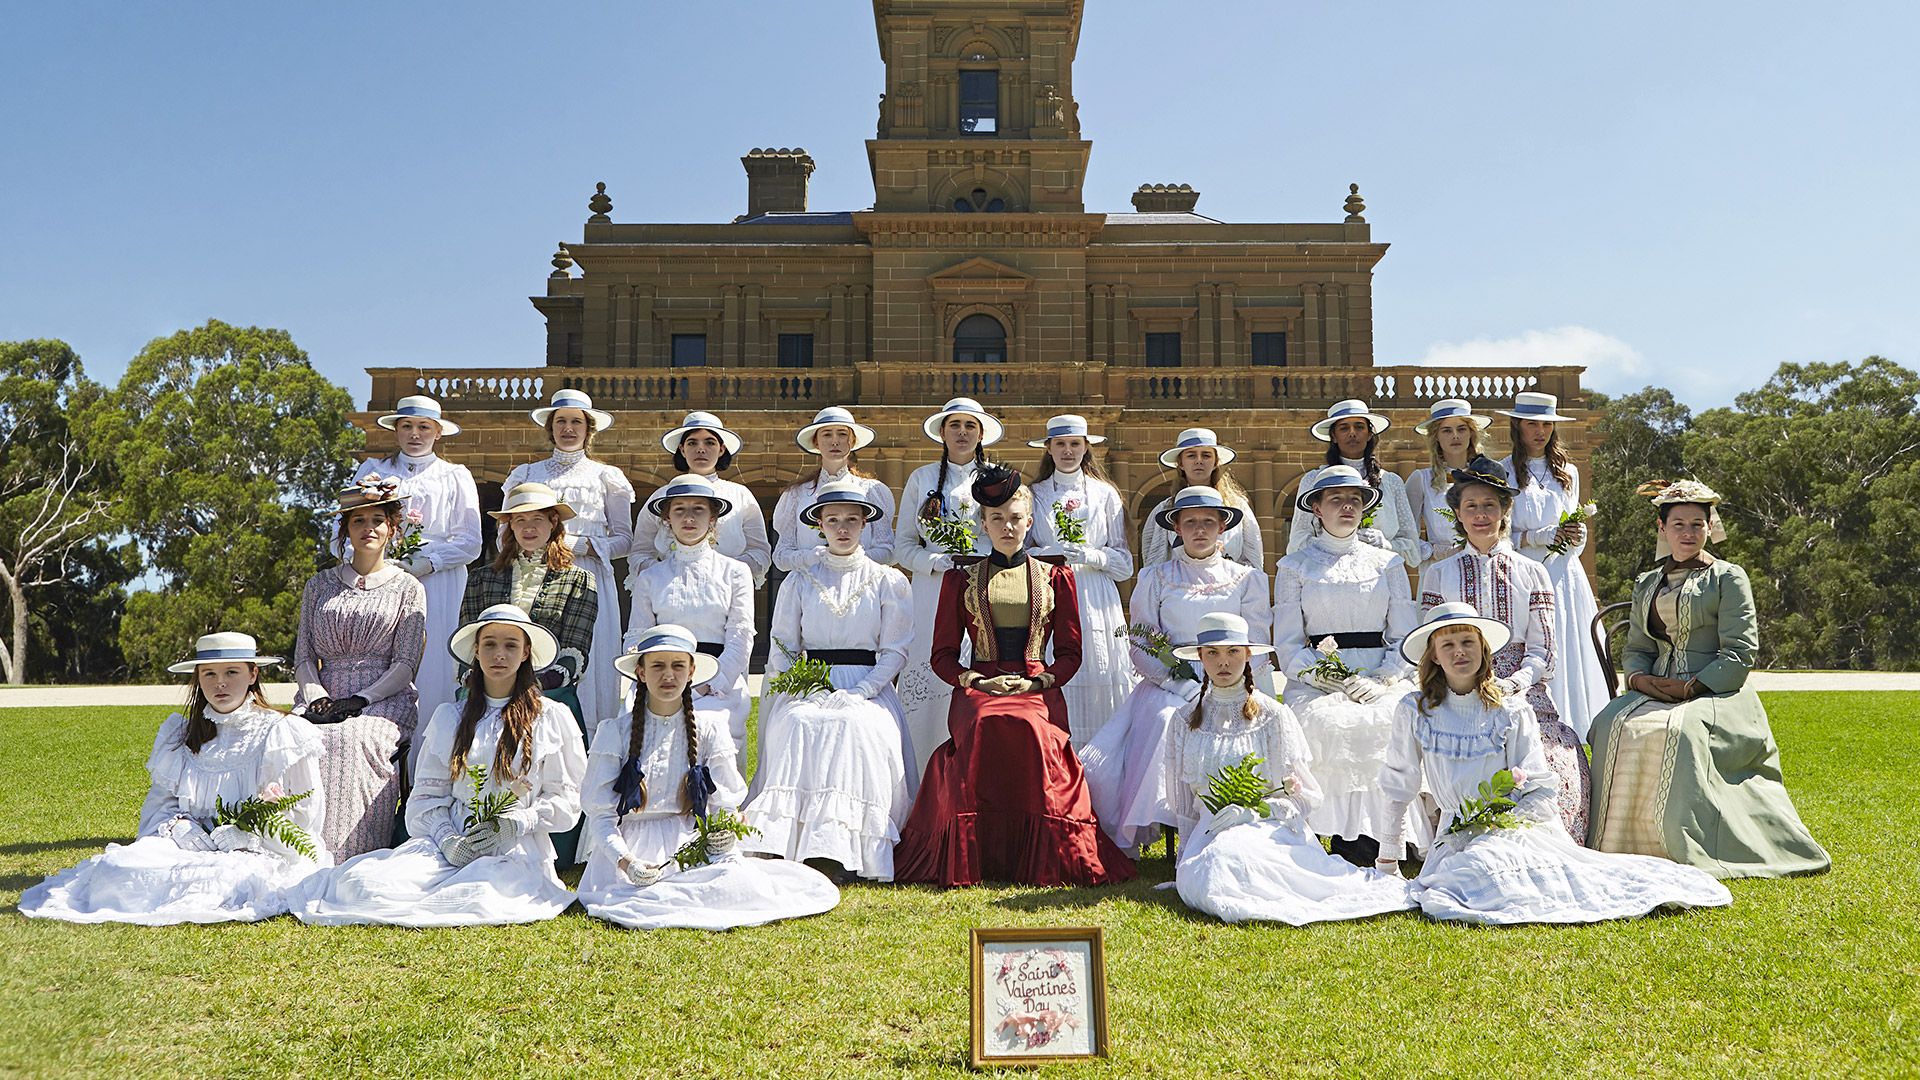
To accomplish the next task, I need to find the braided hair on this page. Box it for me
[623,676,701,813]
[920,442,988,520]
[1187,664,1261,728]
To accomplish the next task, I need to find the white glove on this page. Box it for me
[161,817,217,852]
[402,555,432,578]
[850,681,881,699]
[440,833,483,867]
[1302,669,1346,694]
[1341,674,1388,704]
[803,544,828,567]
[475,815,525,854]
[1494,676,1525,699]
[624,858,666,887]
[209,824,265,853]
[1356,527,1389,550]
[1374,857,1402,876]
[929,553,955,574]
[706,828,740,857]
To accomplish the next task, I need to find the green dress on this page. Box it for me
[1587,556,1828,878]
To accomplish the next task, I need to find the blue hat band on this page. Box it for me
[1430,405,1469,418]
[193,647,260,660]
[1047,424,1086,438]
[1174,496,1227,511]
[1510,403,1555,416]
[659,484,715,502]
[394,405,442,419]
[1194,628,1246,646]
[635,633,697,655]
[553,391,591,406]
[1175,437,1215,449]
[1329,406,1367,419]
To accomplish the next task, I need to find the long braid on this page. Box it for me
[624,698,649,810]
[921,457,948,520]
[679,682,698,813]
[1188,680,1207,730]
[1242,666,1259,722]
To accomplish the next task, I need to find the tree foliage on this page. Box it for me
[93,320,362,678]
[1586,386,1691,604]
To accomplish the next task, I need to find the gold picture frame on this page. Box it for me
[969,927,1110,1067]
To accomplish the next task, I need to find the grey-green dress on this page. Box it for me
[1587,556,1828,878]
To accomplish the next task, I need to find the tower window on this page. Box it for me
[1145,332,1182,368]
[953,313,1007,363]
[952,187,1006,213]
[959,71,998,135]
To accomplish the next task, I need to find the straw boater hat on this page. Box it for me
[922,397,1004,446]
[488,482,576,523]
[448,603,558,670]
[800,479,885,525]
[1413,398,1490,436]
[1159,427,1236,469]
[662,411,744,456]
[1295,464,1384,514]
[1639,478,1727,558]
[614,623,719,686]
[1027,413,1107,448]
[647,473,736,519]
[530,388,615,431]
[331,475,406,515]
[1497,391,1573,423]
[1155,486,1244,532]
[376,394,461,437]
[795,406,876,453]
[1310,399,1391,441]
[1400,602,1512,666]
[1173,612,1276,661]
[168,632,282,674]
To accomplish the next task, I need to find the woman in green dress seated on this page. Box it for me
[1587,480,1828,878]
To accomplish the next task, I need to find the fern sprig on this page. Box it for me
[214,789,318,860]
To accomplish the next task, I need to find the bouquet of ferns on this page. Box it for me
[1199,754,1297,817]
[463,764,520,830]
[766,639,835,698]
[214,786,317,859]
[671,807,761,870]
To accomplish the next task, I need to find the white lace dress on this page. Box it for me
[349,453,481,725]
[294,696,586,926]
[771,470,898,571]
[1404,466,1466,575]
[1026,470,1138,747]
[1502,455,1611,739]
[632,474,772,586]
[577,706,840,931]
[624,542,756,764]
[502,451,635,725]
[1166,685,1416,925]
[893,458,987,776]
[1378,691,1730,925]
[1139,489,1263,571]
[1080,546,1271,850]
[21,703,330,924]
[741,549,914,880]
[1286,458,1421,569]
[1272,532,1430,850]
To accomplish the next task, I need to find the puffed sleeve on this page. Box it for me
[1270,703,1323,821]
[771,484,815,573]
[1140,498,1174,569]
[734,488,772,585]
[1234,492,1267,573]
[405,704,463,847]
[865,569,915,688]
[762,568,803,686]
[274,743,328,855]
[136,714,191,834]
[929,568,972,687]
[1125,569,1177,687]
[623,563,658,654]
[503,702,586,837]
[1043,566,1082,688]
[1406,470,1434,566]
[1374,696,1425,855]
[863,477,899,566]
[582,713,634,865]
[430,465,484,571]
[1271,560,1317,681]
[698,714,749,812]
[712,560,756,692]
[893,468,942,576]
[629,486,665,575]
[1512,561,1556,692]
[600,467,636,563]
[1696,563,1758,694]
[1385,475,1421,569]
[1502,702,1563,825]
[1286,468,1318,555]
[293,575,327,705]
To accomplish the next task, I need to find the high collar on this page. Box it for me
[483,694,511,708]
[822,548,865,571]
[1339,455,1366,469]
[1312,530,1358,554]
[816,466,851,485]
[1205,681,1250,706]
[988,547,1028,569]
[206,700,251,720]
[1173,544,1224,567]
[549,447,587,468]
[1465,537,1516,558]
[397,451,437,472]
[671,541,710,564]
[1661,551,1717,572]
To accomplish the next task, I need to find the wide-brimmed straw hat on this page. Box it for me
[376,395,461,437]
[647,473,736,520]
[800,479,885,525]
[921,397,1004,446]
[1172,612,1276,661]
[1027,414,1107,448]
[1295,464,1384,514]
[663,411,744,456]
[1497,391,1573,423]
[489,481,576,522]
[1413,398,1490,436]
[448,603,558,670]
[1158,427,1236,469]
[531,388,615,432]
[1401,601,1512,665]
[613,623,720,686]
[796,406,876,454]
[331,474,406,515]
[1310,399,1391,441]
[168,632,282,674]
[1155,486,1244,532]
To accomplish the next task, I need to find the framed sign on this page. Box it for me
[969,927,1109,1067]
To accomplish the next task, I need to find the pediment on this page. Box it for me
[926,257,1033,296]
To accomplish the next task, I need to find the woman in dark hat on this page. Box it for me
[893,465,1136,887]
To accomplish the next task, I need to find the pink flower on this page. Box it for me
[1064,496,1083,512]
[405,508,425,526]
[260,782,285,801]
[1509,768,1529,786]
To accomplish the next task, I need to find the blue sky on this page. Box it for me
[4,2,1915,409]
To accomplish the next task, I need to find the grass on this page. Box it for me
[0,694,1913,1078]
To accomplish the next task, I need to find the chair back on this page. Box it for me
[1591,601,1633,699]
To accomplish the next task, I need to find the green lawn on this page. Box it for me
[0,694,1912,1078]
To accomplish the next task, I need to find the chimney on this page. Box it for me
[1130,183,1200,213]
[742,147,816,218]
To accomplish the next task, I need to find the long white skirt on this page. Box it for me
[293,837,574,927]
[578,816,840,931]
[1080,679,1194,851]
[741,688,910,881]
[895,569,956,779]
[573,550,626,728]
[751,662,916,797]
[1048,569,1137,749]
[20,836,328,925]
[414,564,467,739]
[1413,819,1732,926]
[1518,545,1613,740]
[1284,658,1433,852]
[1175,806,1417,926]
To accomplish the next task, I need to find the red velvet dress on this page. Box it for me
[893,554,1138,886]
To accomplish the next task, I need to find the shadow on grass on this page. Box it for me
[0,836,126,856]
[989,880,1202,919]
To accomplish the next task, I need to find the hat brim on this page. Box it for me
[1171,642,1276,661]
[488,500,577,523]
[377,414,461,437]
[1310,413,1391,441]
[1158,444,1237,469]
[1495,409,1573,423]
[800,499,884,526]
[1155,502,1245,533]
[613,649,721,687]
[168,655,281,675]
[648,490,736,520]
[797,421,876,454]
[1028,432,1108,448]
[922,409,1005,447]
[662,424,744,456]
[1413,414,1491,436]
[532,405,616,432]
[1400,616,1512,666]
[331,496,406,516]
[1294,479,1384,514]
[448,617,559,671]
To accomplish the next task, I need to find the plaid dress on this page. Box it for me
[460,558,599,702]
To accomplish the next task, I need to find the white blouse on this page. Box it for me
[1127,547,1272,687]
[1026,470,1134,582]
[347,453,482,570]
[1501,456,1588,559]
[1404,466,1466,569]
[1163,684,1319,830]
[624,543,756,695]
[1271,532,1417,683]
[581,707,747,864]
[407,696,587,851]
[138,702,327,842]
[894,459,989,575]
[632,474,772,585]
[771,470,898,571]
[1376,690,1558,848]
[764,550,914,693]
[1140,490,1262,571]
[1287,457,1420,569]
[502,451,635,564]
[1416,540,1558,696]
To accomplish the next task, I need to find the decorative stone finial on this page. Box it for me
[550,244,573,278]
[1343,183,1366,223]
[588,181,613,224]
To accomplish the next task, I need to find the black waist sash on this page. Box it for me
[806,649,877,666]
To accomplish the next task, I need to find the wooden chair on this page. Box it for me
[1591,601,1633,699]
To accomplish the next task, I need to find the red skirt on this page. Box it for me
[894,683,1137,887]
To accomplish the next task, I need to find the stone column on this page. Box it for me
[744,286,764,367]
[1217,285,1237,366]
[635,287,655,367]
[1325,284,1345,367]
[613,287,634,367]
[1195,284,1215,367]
[830,285,848,365]
[1301,283,1322,366]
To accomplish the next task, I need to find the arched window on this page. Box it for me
[953,313,1007,364]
